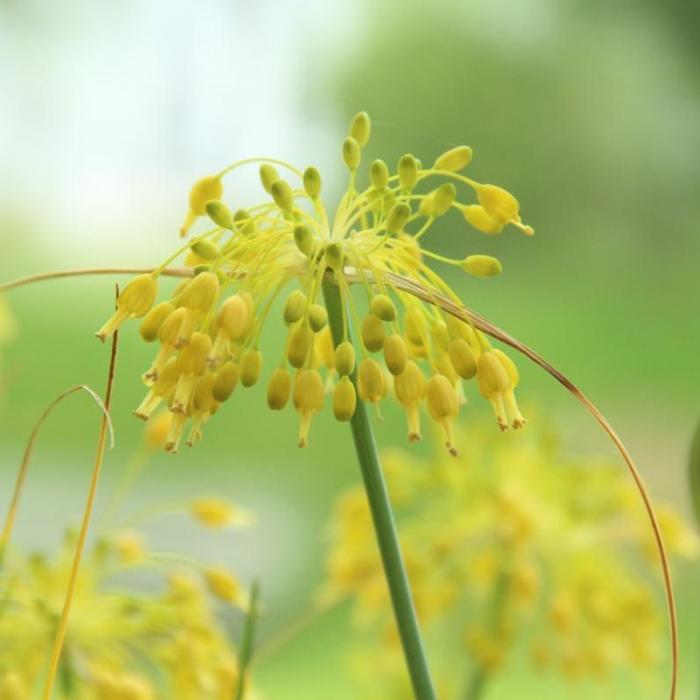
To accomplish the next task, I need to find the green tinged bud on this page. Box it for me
[434,145,473,172]
[139,302,175,342]
[342,137,361,170]
[361,314,386,353]
[259,164,279,193]
[233,209,256,236]
[349,111,371,147]
[325,242,344,270]
[293,224,314,256]
[212,361,240,402]
[398,154,419,190]
[287,324,313,369]
[462,255,503,278]
[370,159,389,190]
[334,341,355,376]
[308,304,328,332]
[333,376,357,421]
[205,200,233,229]
[383,334,408,376]
[369,294,397,322]
[432,182,457,216]
[385,203,411,233]
[240,349,263,387]
[267,367,291,410]
[283,290,307,324]
[190,238,221,261]
[303,166,322,198]
[448,338,477,379]
[270,179,294,213]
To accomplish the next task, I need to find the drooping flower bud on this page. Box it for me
[398,154,419,190]
[135,358,180,419]
[434,145,473,172]
[361,314,385,352]
[476,184,519,224]
[477,350,510,430]
[370,294,397,322]
[303,166,322,198]
[293,224,314,256]
[342,137,361,170]
[267,367,291,410]
[179,271,220,313]
[308,304,328,332]
[204,566,246,607]
[270,179,294,213]
[385,203,411,233]
[357,358,385,404]
[240,348,263,387]
[293,369,325,447]
[180,175,223,236]
[492,348,526,428]
[383,334,408,376]
[205,200,233,230]
[283,290,307,324]
[430,320,450,352]
[463,204,503,235]
[426,374,459,455]
[216,294,250,340]
[172,332,212,413]
[287,324,313,369]
[394,361,426,441]
[349,111,371,147]
[139,301,174,342]
[431,182,457,216]
[212,361,240,402]
[448,338,477,380]
[333,376,357,422]
[96,274,158,341]
[317,326,335,370]
[259,164,279,193]
[190,238,221,261]
[233,208,256,236]
[370,159,389,190]
[462,255,502,278]
[334,341,355,376]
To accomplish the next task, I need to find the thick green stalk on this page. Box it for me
[322,280,437,700]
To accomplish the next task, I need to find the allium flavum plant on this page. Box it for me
[321,418,698,700]
[96,111,532,455]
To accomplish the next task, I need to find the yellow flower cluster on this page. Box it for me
[320,417,698,697]
[96,112,533,453]
[0,524,251,699]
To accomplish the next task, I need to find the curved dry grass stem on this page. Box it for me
[0,385,113,563]
[41,294,120,700]
[0,265,678,699]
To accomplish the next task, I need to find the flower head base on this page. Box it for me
[97,112,533,452]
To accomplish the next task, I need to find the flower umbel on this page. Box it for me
[96,112,533,453]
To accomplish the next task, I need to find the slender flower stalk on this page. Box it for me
[324,279,437,700]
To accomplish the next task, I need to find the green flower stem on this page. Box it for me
[322,279,438,700]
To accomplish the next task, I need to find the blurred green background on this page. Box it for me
[1,1,698,698]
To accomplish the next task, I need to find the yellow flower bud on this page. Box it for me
[212,361,240,402]
[205,200,233,229]
[270,179,294,212]
[430,320,450,352]
[448,338,477,380]
[333,376,357,421]
[139,301,174,342]
[394,361,426,441]
[434,145,473,172]
[334,341,355,376]
[477,350,510,430]
[216,294,250,340]
[180,175,223,236]
[259,163,279,193]
[308,303,328,332]
[476,184,519,224]
[361,314,385,352]
[385,202,411,233]
[192,498,250,528]
[383,334,408,376]
[96,274,158,340]
[283,290,307,324]
[398,153,419,190]
[492,348,526,428]
[240,348,262,387]
[303,166,322,198]
[349,111,371,147]
[293,369,324,447]
[434,351,459,385]
[144,411,172,450]
[135,358,179,419]
[179,271,220,313]
[204,566,246,606]
[463,204,503,234]
[462,255,502,277]
[293,224,315,256]
[370,159,389,190]
[342,136,361,170]
[426,374,459,455]
[357,358,385,404]
[176,332,211,375]
[370,294,397,322]
[317,326,335,369]
[267,367,291,410]
[190,238,221,261]
[287,324,313,369]
[445,314,481,353]
[404,308,425,346]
